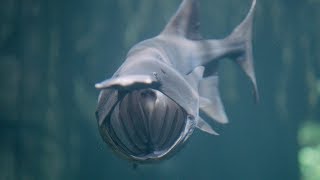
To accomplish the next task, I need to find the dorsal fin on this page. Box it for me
[161,0,201,40]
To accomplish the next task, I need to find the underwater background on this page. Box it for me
[0,0,319,179]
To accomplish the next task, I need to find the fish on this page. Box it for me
[95,0,258,163]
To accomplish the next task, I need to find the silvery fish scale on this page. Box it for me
[95,0,258,163]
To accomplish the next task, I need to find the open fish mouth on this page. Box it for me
[98,88,189,162]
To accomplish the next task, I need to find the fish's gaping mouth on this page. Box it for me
[98,88,190,162]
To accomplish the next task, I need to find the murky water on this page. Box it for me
[0,0,319,179]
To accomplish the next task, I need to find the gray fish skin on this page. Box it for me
[95,0,258,163]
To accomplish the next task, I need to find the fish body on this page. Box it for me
[95,0,258,163]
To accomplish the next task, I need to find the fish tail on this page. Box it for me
[226,0,258,102]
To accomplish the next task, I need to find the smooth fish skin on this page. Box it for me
[95,0,258,163]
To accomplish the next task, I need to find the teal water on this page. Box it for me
[0,0,319,179]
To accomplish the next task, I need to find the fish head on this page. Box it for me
[95,58,198,162]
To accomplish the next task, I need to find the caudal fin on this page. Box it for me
[227,0,259,102]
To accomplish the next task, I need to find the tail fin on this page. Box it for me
[227,0,258,102]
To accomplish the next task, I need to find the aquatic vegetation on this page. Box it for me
[299,121,320,180]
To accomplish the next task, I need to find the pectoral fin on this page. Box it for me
[196,117,219,135]
[199,76,228,124]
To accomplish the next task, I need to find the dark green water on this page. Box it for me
[1,0,319,179]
